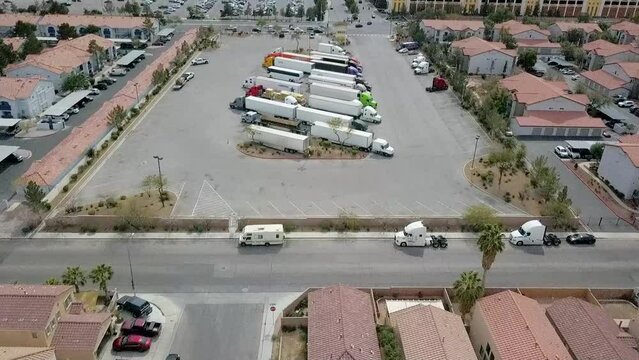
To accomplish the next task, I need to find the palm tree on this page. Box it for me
[87,39,105,70]
[44,277,61,285]
[89,264,113,296]
[453,271,483,319]
[62,266,86,293]
[477,224,505,289]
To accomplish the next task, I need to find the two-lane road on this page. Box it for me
[1,238,638,292]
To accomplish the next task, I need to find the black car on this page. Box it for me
[355,23,363,28]
[278,33,285,38]
[94,82,108,90]
[351,120,368,131]
[366,21,372,25]
[543,233,561,246]
[566,233,596,245]
[117,295,153,317]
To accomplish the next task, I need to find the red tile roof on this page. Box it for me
[610,143,639,167]
[68,301,84,315]
[582,69,628,89]
[0,285,72,332]
[52,313,111,351]
[21,29,198,187]
[611,21,639,36]
[391,305,477,360]
[494,20,550,37]
[583,39,639,57]
[308,285,381,360]
[616,62,639,79]
[7,43,91,75]
[0,347,56,360]
[547,297,639,360]
[552,21,602,34]
[500,72,589,106]
[475,290,572,360]
[620,134,639,143]
[451,36,516,57]
[0,77,45,101]
[39,14,149,28]
[421,19,484,32]
[58,34,114,52]
[2,37,26,50]
[0,14,40,27]
[516,110,606,128]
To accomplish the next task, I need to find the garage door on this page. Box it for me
[568,128,578,136]
[532,127,543,136]
[591,128,602,137]
[543,127,555,136]
[578,128,590,136]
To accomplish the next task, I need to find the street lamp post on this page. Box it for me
[127,237,136,295]
[153,155,165,207]
[471,135,480,169]
[134,82,140,105]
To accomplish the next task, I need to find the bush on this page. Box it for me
[62,185,69,193]
[377,325,401,360]
[87,209,96,215]
[97,200,105,207]
[105,197,118,208]
[69,173,78,182]
[463,204,499,231]
[283,223,296,233]
[111,131,119,140]
[130,108,140,117]
[120,195,127,200]
[101,141,109,150]
[503,193,511,202]
[86,148,95,158]
[79,225,97,233]
[160,191,170,201]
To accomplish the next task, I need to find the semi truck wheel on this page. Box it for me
[400,242,406,247]
[516,241,523,246]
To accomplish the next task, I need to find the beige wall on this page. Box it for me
[628,316,639,338]
[469,306,501,360]
[55,348,96,360]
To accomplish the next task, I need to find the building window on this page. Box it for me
[134,29,142,39]
[32,332,38,339]
[103,28,112,38]
[48,26,56,37]
[64,294,72,308]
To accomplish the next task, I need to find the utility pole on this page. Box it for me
[471,135,480,169]
[153,155,165,207]
[127,235,136,295]
[134,82,140,104]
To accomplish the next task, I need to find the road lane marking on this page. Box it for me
[437,200,462,215]
[352,201,371,216]
[415,201,436,214]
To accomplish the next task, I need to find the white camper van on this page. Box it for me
[239,224,285,247]
[509,220,546,246]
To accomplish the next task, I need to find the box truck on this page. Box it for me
[311,60,361,76]
[310,51,360,66]
[308,95,381,123]
[310,121,394,156]
[310,51,362,71]
[296,106,353,126]
[318,42,346,55]
[274,57,314,74]
[242,76,302,93]
[310,83,377,108]
[509,220,545,246]
[246,124,309,153]
[239,97,301,128]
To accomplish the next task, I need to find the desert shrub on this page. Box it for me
[105,197,118,208]
[88,210,96,215]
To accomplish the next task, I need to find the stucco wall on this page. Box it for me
[599,145,639,199]
[466,50,514,75]
[7,66,63,90]
[603,63,633,82]
[469,306,498,359]
[527,97,585,112]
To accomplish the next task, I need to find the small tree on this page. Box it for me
[13,20,37,37]
[143,17,155,39]
[500,29,517,49]
[89,264,113,296]
[24,180,49,212]
[517,48,537,71]
[244,125,257,143]
[566,28,586,44]
[477,223,505,289]
[588,90,612,110]
[87,39,104,69]
[453,271,483,319]
[21,33,43,57]
[44,277,61,285]
[577,12,591,23]
[61,72,91,92]
[0,42,17,75]
[62,266,86,293]
[291,31,301,51]
[327,118,351,146]
[486,149,515,188]
[107,105,127,130]
[463,204,498,232]
[590,143,605,162]
[142,174,167,206]
[57,22,76,39]
[84,24,101,34]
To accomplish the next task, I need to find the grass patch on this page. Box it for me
[75,290,100,312]
[280,328,307,360]
[377,325,403,360]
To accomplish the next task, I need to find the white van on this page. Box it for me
[239,224,285,247]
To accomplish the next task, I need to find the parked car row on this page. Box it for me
[113,295,159,353]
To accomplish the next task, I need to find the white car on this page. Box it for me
[191,57,209,65]
[182,72,195,81]
[89,88,100,95]
[110,68,127,76]
[66,107,79,115]
[571,75,580,81]
[85,96,94,102]
[618,100,635,108]
[398,48,408,54]
[554,145,570,158]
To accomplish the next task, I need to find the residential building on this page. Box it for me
[0,14,40,37]
[517,40,562,60]
[420,19,484,43]
[307,285,381,360]
[451,36,516,75]
[2,37,26,52]
[547,22,602,43]
[500,72,606,137]
[611,21,639,45]
[52,312,111,360]
[582,62,639,98]
[598,135,639,200]
[583,39,639,71]
[493,20,550,42]
[546,297,639,360]
[0,347,57,360]
[5,35,115,90]
[37,15,158,40]
[469,290,572,360]
[0,285,74,347]
[390,304,477,360]
[0,77,56,118]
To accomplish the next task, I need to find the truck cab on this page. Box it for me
[359,92,377,109]
[372,138,394,157]
[509,220,546,246]
[361,106,382,123]
[395,221,428,246]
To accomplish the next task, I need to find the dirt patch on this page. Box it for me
[464,159,540,216]
[237,138,368,160]
[69,192,176,218]
[76,290,101,312]
[280,328,307,360]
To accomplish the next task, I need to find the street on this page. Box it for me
[1,238,638,292]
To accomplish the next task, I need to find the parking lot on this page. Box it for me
[74,31,523,218]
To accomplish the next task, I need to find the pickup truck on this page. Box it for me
[120,318,162,337]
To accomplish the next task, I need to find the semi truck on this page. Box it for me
[426,76,448,92]
[318,42,346,55]
[242,76,302,93]
[311,59,360,76]
[262,51,312,67]
[310,69,372,91]
[238,97,300,128]
[247,124,309,153]
[308,95,381,123]
[509,220,546,246]
[310,121,394,156]
[309,83,377,108]
[296,106,353,126]
[393,221,448,248]
[308,74,356,89]
[310,51,362,71]
[274,57,314,74]
[244,85,306,105]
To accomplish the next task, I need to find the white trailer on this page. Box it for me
[308,74,355,88]
[245,97,296,119]
[308,95,381,123]
[311,69,356,82]
[310,82,360,102]
[311,50,350,61]
[242,76,302,93]
[318,43,346,55]
[274,57,314,74]
[295,106,353,126]
[247,124,309,153]
[310,121,394,156]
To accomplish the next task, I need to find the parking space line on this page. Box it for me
[311,201,329,216]
[473,197,505,214]
[397,201,416,215]
[268,201,284,216]
[437,200,462,215]
[332,201,347,214]
[289,201,305,216]
[352,201,371,216]
[415,201,436,214]
[246,201,262,217]
[191,181,206,216]
[170,182,186,217]
[371,200,390,215]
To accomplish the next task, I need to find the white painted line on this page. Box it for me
[332,200,346,214]
[203,179,235,216]
[437,200,462,215]
[415,201,436,214]
[268,201,284,216]
[246,201,262,217]
[352,201,371,216]
[169,182,186,217]
[473,197,504,214]
[371,200,389,215]
[191,181,207,216]
[311,201,329,216]
[289,201,305,216]
[397,201,416,215]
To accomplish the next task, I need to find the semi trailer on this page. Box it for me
[310,121,394,156]
[309,83,377,108]
[244,85,306,105]
[246,124,309,153]
[311,59,361,76]
[273,57,314,74]
[262,51,312,67]
[242,76,302,92]
[318,43,346,55]
[308,74,356,88]
[308,95,381,123]
[310,69,371,91]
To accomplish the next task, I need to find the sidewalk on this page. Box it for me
[27,231,639,240]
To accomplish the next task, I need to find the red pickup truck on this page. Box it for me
[120,318,162,337]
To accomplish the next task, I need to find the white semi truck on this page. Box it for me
[242,76,302,93]
[241,97,300,128]
[310,121,394,156]
[308,95,381,123]
[310,82,360,102]
[310,69,371,91]
[296,106,353,126]
[247,124,309,153]
[274,57,314,74]
[318,43,346,55]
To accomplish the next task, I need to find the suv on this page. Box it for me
[117,296,152,317]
